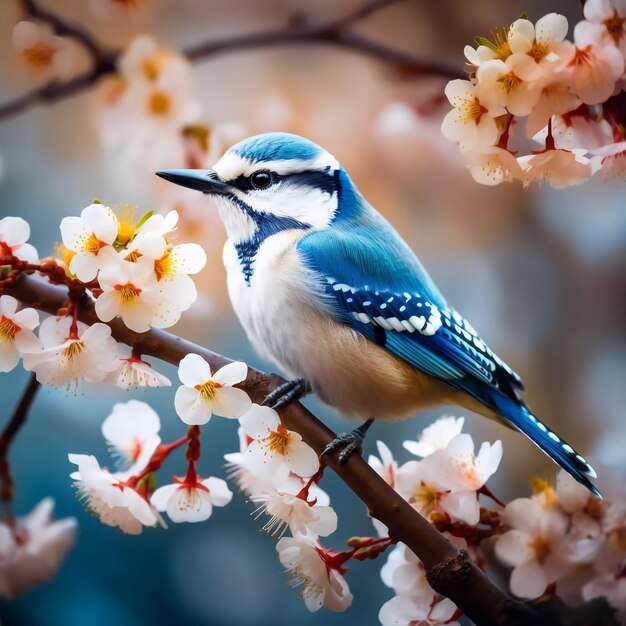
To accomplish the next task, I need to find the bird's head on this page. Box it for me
[157,132,356,244]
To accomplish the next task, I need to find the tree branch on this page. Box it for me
[4,273,615,626]
[0,372,41,504]
[0,0,464,122]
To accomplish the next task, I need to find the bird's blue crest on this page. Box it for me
[229,132,325,164]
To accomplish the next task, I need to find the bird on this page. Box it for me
[156,132,600,497]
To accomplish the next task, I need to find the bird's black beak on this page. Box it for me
[155,169,228,195]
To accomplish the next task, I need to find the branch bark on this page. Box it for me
[0,0,464,121]
[0,372,40,504]
[4,273,615,626]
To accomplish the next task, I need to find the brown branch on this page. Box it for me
[4,273,615,626]
[19,0,114,63]
[0,372,41,504]
[0,0,464,122]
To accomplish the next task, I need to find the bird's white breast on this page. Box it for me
[223,231,466,421]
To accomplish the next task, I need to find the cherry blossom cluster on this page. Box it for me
[69,399,233,533]
[368,416,502,625]
[0,208,206,388]
[442,3,626,187]
[494,466,626,620]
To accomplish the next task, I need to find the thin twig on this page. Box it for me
[0,0,464,121]
[0,373,41,504]
[19,0,114,63]
[4,274,616,626]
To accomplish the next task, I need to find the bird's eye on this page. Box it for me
[250,170,273,190]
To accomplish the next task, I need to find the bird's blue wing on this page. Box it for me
[298,224,522,395]
[298,223,599,496]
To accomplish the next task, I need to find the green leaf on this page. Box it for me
[135,210,154,231]
[92,199,103,205]
[519,11,528,20]
[474,36,497,51]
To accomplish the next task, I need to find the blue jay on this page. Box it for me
[157,132,599,497]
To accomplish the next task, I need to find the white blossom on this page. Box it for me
[397,433,501,525]
[151,475,232,523]
[0,295,40,372]
[106,344,171,389]
[518,148,592,188]
[60,204,120,282]
[476,54,543,116]
[251,489,337,539]
[561,21,625,104]
[23,316,119,387]
[441,80,506,150]
[68,453,162,535]
[403,416,465,458]
[101,400,161,472]
[239,404,319,482]
[0,498,76,599]
[463,145,525,185]
[174,354,251,425]
[0,216,39,264]
[583,0,626,55]
[277,534,353,612]
[495,496,576,598]
[95,257,163,332]
[12,20,74,79]
[379,595,460,626]
[508,14,570,62]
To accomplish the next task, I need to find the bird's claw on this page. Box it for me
[261,378,311,410]
[322,431,365,464]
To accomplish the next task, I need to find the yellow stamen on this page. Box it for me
[194,379,222,401]
[148,91,171,116]
[410,484,440,515]
[462,97,488,124]
[0,316,19,343]
[489,27,512,60]
[263,425,290,456]
[82,232,106,255]
[116,205,137,245]
[114,282,142,304]
[497,71,522,93]
[62,340,85,361]
[154,247,174,281]
[529,40,549,62]
[529,536,550,562]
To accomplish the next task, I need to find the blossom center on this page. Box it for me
[490,27,512,60]
[462,97,488,124]
[115,282,142,304]
[154,248,174,281]
[148,91,171,116]
[194,379,223,401]
[497,71,522,93]
[81,232,107,255]
[569,45,592,67]
[116,207,137,245]
[529,535,550,562]
[604,11,626,45]
[263,424,290,456]
[0,315,19,343]
[22,42,56,68]
[62,340,85,361]
[529,40,549,62]
[410,483,440,514]
[289,564,322,599]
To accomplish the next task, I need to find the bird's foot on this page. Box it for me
[261,378,311,410]
[322,418,375,464]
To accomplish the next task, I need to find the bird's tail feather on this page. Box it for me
[488,391,600,498]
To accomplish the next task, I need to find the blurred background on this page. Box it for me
[0,0,625,624]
